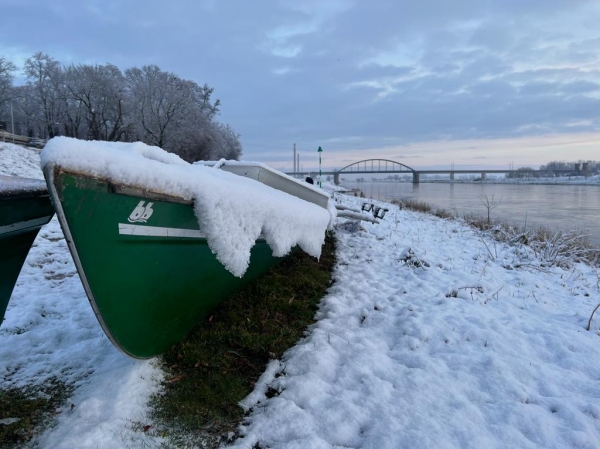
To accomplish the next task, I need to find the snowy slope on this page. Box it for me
[228,195,600,449]
[1,142,599,448]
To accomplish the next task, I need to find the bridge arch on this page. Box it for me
[334,159,417,185]
[338,159,415,173]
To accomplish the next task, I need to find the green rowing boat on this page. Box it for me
[42,141,331,359]
[0,176,54,327]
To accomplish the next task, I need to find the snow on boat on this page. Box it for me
[0,176,54,326]
[41,137,332,359]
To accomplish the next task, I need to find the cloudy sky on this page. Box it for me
[1,0,599,170]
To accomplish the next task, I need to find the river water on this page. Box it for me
[341,181,600,246]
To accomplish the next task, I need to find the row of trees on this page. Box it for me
[539,161,600,173]
[0,52,242,162]
[507,161,599,178]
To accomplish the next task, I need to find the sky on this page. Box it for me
[1,0,599,171]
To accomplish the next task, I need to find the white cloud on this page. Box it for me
[270,45,303,59]
[566,119,594,127]
[272,66,299,76]
[267,22,319,44]
[360,40,424,69]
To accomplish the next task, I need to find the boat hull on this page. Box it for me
[0,179,54,326]
[46,168,286,359]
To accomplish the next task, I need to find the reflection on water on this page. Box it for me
[342,181,600,245]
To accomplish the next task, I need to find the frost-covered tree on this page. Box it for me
[126,65,213,148]
[65,63,131,141]
[23,52,63,138]
[11,85,41,136]
[3,52,243,161]
[209,122,243,160]
[0,57,17,127]
[125,65,235,161]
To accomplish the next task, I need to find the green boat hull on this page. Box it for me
[46,168,287,359]
[0,178,54,326]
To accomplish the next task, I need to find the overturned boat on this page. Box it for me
[0,176,54,326]
[42,138,332,359]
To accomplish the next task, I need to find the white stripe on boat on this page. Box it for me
[0,215,53,236]
[118,223,266,240]
[118,223,206,238]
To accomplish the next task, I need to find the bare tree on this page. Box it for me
[479,194,502,225]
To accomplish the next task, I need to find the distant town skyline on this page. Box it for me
[1,0,598,169]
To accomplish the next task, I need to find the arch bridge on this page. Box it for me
[334,159,416,185]
[285,158,532,184]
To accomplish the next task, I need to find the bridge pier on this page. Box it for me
[412,172,420,185]
[450,172,455,183]
[481,172,487,181]
[334,172,340,186]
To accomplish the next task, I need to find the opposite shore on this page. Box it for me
[341,174,600,186]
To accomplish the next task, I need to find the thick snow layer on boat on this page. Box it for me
[41,137,331,277]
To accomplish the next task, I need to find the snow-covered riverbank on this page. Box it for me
[1,142,599,448]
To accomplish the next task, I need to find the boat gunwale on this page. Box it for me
[50,167,195,206]
[49,163,330,211]
[0,176,51,201]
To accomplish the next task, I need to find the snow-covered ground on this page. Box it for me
[1,142,599,448]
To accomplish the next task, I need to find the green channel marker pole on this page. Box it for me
[317,146,323,187]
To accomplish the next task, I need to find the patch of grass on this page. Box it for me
[497,224,599,267]
[464,213,492,231]
[0,379,72,449]
[433,208,454,220]
[149,234,336,448]
[392,198,432,214]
